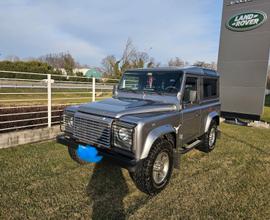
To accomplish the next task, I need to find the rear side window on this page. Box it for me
[203,78,217,99]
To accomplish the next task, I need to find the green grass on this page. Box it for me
[0,88,112,106]
[262,95,270,122]
[262,106,270,122]
[1,123,270,219]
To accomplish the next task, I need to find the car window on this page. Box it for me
[183,77,198,104]
[118,71,183,95]
[121,75,140,90]
[203,78,217,99]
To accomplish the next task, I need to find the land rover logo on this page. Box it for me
[226,11,267,32]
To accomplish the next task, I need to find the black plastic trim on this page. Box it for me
[221,111,260,121]
[56,135,139,172]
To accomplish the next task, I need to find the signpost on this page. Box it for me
[218,0,270,120]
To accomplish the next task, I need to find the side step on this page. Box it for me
[180,140,202,154]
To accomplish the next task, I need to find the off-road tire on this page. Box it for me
[198,120,218,153]
[68,147,87,165]
[129,138,174,195]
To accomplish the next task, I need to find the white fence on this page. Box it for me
[0,70,118,132]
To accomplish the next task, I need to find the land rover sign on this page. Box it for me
[218,0,270,120]
[226,11,267,31]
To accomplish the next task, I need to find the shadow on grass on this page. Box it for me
[86,159,128,220]
[222,132,270,155]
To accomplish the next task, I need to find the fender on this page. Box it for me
[140,124,176,159]
[204,111,220,133]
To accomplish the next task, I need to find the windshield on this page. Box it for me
[118,71,183,95]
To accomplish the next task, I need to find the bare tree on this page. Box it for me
[75,62,89,68]
[193,61,217,70]
[168,57,185,67]
[5,55,20,62]
[118,38,137,76]
[121,38,137,64]
[100,38,161,78]
[147,57,161,68]
[101,55,117,76]
[131,51,149,68]
[39,52,76,75]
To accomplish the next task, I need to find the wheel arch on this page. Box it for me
[140,125,176,160]
[204,111,220,133]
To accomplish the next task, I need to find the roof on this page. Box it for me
[85,68,103,78]
[126,66,219,77]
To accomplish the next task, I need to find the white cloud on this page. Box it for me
[0,0,222,65]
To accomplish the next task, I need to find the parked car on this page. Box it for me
[57,67,221,195]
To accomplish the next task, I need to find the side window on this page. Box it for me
[203,78,217,99]
[183,77,198,104]
[119,75,140,90]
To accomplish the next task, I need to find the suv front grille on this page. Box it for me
[73,112,112,148]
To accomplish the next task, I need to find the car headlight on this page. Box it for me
[113,121,135,150]
[63,111,74,133]
[118,127,130,142]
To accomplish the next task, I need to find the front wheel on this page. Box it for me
[198,121,218,153]
[129,138,174,195]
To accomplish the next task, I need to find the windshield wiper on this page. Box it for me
[143,90,164,96]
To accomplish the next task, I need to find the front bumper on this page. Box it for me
[56,135,139,172]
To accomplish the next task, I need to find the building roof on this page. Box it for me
[73,68,90,75]
[85,68,103,78]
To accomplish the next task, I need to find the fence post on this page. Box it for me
[47,74,52,128]
[92,77,96,102]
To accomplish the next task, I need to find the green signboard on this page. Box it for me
[226,11,267,32]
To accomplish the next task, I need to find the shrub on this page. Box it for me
[0,61,92,82]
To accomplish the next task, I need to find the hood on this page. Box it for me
[78,97,177,118]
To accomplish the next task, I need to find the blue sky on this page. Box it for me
[0,0,223,66]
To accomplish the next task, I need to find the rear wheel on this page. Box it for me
[198,121,218,153]
[129,138,173,195]
[68,147,87,165]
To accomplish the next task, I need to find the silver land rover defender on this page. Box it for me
[57,67,220,195]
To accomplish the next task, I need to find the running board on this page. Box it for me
[180,140,202,154]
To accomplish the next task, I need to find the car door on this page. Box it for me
[181,75,201,143]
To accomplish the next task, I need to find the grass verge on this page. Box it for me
[262,95,270,122]
[0,88,112,106]
[0,123,270,219]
